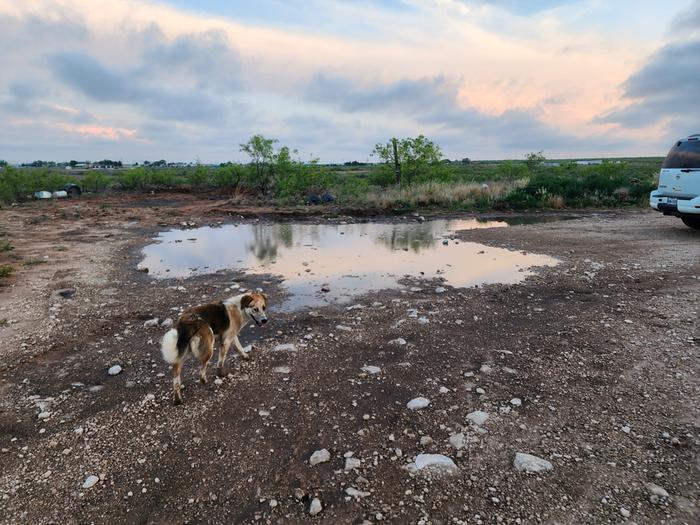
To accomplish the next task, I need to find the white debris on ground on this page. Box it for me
[513,452,553,472]
[406,397,430,410]
[309,449,331,465]
[405,454,460,474]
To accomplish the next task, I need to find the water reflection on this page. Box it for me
[141,219,558,311]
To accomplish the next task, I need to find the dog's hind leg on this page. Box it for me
[172,359,184,405]
[196,328,214,385]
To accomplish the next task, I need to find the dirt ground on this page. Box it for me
[0,191,698,525]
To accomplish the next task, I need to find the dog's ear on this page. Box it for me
[261,293,268,304]
[240,294,253,309]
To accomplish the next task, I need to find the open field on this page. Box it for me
[0,192,698,524]
[1,156,663,210]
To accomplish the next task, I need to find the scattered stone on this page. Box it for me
[345,487,371,498]
[273,344,297,352]
[475,387,485,395]
[361,365,381,375]
[143,318,159,328]
[320,284,331,293]
[309,449,331,465]
[407,397,430,410]
[345,457,362,471]
[160,318,174,328]
[439,386,449,394]
[309,497,322,516]
[466,410,489,426]
[108,365,122,376]
[335,325,352,332]
[273,366,291,374]
[448,433,465,450]
[621,425,631,434]
[510,398,522,406]
[479,364,492,373]
[442,239,449,245]
[435,286,446,293]
[214,378,223,386]
[38,411,51,420]
[419,436,434,446]
[645,482,669,499]
[388,338,407,346]
[406,454,459,474]
[417,317,430,324]
[82,475,99,489]
[514,452,553,472]
[620,507,631,518]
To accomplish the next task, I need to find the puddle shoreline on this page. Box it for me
[140,218,560,311]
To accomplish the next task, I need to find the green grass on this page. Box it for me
[0,241,13,252]
[24,257,47,266]
[0,265,13,278]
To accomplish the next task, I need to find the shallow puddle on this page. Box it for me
[140,219,559,310]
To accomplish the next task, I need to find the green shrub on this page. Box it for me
[148,170,177,186]
[82,170,111,192]
[212,164,244,188]
[118,167,149,189]
[277,163,332,202]
[186,165,211,187]
[0,264,13,278]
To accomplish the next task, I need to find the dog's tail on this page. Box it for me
[161,328,180,364]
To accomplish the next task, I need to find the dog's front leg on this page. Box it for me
[217,334,234,377]
[233,336,250,360]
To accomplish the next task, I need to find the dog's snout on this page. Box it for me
[261,318,268,325]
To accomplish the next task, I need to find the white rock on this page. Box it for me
[143,318,159,328]
[335,325,352,332]
[510,398,522,406]
[108,365,122,376]
[82,475,99,489]
[346,304,364,311]
[620,507,631,518]
[273,366,291,374]
[466,410,489,426]
[645,483,669,498]
[309,497,322,516]
[406,454,459,474]
[269,499,278,508]
[419,436,434,445]
[435,287,446,293]
[309,449,331,465]
[214,378,224,385]
[388,338,407,346]
[621,425,631,434]
[514,452,553,472]
[448,433,465,450]
[417,317,430,324]
[345,487,370,498]
[273,343,297,352]
[38,411,51,420]
[160,318,173,328]
[479,364,492,373]
[345,457,362,471]
[439,386,449,394]
[361,365,381,375]
[475,387,485,395]
[407,397,430,410]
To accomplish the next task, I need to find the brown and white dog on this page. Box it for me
[161,292,268,405]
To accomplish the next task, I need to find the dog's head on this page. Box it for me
[241,293,268,326]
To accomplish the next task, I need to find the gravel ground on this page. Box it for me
[0,192,698,524]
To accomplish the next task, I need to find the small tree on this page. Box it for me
[372,135,444,186]
[240,135,278,193]
[525,151,546,172]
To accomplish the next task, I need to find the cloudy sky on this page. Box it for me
[0,0,698,163]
